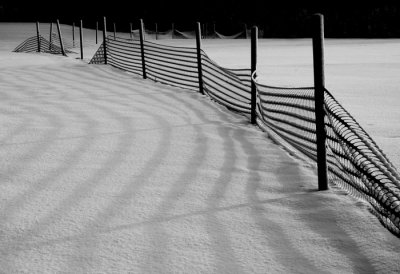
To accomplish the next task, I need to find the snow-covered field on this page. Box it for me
[1,23,400,273]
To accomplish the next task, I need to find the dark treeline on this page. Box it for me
[1,1,399,37]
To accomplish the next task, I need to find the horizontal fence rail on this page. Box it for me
[87,23,400,237]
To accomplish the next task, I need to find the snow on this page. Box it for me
[1,23,400,273]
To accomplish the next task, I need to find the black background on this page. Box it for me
[1,0,399,37]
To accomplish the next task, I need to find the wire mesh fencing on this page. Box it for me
[89,34,400,237]
[13,35,75,55]
[144,40,199,90]
[324,89,400,235]
[252,74,400,236]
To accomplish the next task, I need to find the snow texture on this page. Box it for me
[0,23,399,273]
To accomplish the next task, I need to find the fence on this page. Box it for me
[13,20,76,55]
[87,16,400,237]
[12,16,400,237]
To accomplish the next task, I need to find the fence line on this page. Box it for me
[87,16,400,237]
[13,18,399,237]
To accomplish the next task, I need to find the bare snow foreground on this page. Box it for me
[1,25,400,273]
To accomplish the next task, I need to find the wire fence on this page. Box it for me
[253,77,400,236]
[130,27,248,40]
[323,90,400,235]
[13,20,399,237]
[13,35,75,54]
[88,31,400,237]
[145,40,199,90]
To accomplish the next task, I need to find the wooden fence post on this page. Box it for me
[312,14,328,191]
[49,22,53,51]
[79,20,84,59]
[113,22,116,40]
[130,23,133,39]
[172,23,174,39]
[96,21,98,44]
[195,22,204,95]
[244,24,248,39]
[72,22,75,47]
[251,26,258,124]
[139,19,147,79]
[56,20,66,56]
[103,16,108,64]
[36,22,41,52]
[155,23,158,40]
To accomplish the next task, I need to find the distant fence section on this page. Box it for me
[89,17,400,237]
[13,21,76,55]
[130,24,251,40]
[13,35,74,54]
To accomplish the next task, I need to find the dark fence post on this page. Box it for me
[312,14,328,191]
[172,23,174,39]
[139,19,147,79]
[195,22,204,95]
[244,24,248,39]
[251,26,258,124]
[49,22,53,51]
[56,20,66,56]
[96,21,98,44]
[113,22,116,40]
[155,23,158,40]
[72,22,75,47]
[36,22,41,52]
[79,20,84,59]
[103,16,108,64]
[130,23,133,39]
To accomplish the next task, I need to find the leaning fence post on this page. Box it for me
[36,22,41,52]
[96,21,98,44]
[49,22,53,51]
[103,16,108,64]
[195,22,204,95]
[251,26,258,124]
[139,19,147,79]
[79,20,84,59]
[56,20,66,56]
[312,14,328,191]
